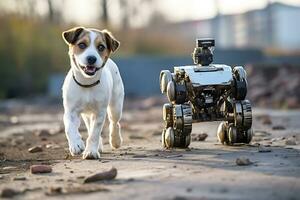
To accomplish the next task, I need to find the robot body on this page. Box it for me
[160,39,253,148]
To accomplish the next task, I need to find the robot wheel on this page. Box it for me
[162,103,192,148]
[217,122,253,145]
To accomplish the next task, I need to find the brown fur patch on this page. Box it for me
[71,31,90,55]
[93,31,111,61]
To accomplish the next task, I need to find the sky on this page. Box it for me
[2,0,300,28]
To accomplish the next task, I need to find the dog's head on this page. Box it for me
[62,27,120,77]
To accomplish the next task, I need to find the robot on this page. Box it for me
[160,39,253,148]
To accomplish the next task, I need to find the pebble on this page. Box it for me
[30,165,52,174]
[272,125,286,130]
[236,157,253,166]
[191,133,208,141]
[84,167,117,183]
[0,188,20,198]
[13,176,27,181]
[28,146,43,153]
[258,145,272,153]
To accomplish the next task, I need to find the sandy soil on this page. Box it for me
[0,100,300,200]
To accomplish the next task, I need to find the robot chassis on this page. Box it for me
[160,39,253,148]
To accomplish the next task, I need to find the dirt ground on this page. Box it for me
[0,98,300,200]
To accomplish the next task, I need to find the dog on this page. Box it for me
[61,27,124,159]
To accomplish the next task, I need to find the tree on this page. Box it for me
[101,0,109,26]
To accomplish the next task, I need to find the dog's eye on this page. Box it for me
[98,44,105,52]
[78,43,87,49]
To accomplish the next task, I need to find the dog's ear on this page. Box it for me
[103,30,120,52]
[62,27,84,45]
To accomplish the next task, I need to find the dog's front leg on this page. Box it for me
[64,111,85,156]
[82,110,107,159]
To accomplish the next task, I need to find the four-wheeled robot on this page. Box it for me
[160,39,253,148]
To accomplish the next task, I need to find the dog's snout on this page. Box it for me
[87,55,97,65]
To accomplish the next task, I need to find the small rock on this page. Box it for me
[84,167,117,183]
[13,176,27,181]
[28,146,43,153]
[35,129,51,137]
[272,125,285,130]
[191,133,208,141]
[258,145,272,153]
[1,188,20,198]
[236,157,253,166]
[285,138,297,145]
[30,165,52,174]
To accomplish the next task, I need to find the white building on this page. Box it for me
[169,3,300,50]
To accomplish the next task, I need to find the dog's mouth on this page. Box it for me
[80,65,99,76]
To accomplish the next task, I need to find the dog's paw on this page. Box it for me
[68,138,85,156]
[110,135,123,149]
[82,148,100,160]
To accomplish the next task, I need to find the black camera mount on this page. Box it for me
[192,39,215,66]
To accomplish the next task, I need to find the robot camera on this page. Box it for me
[193,38,215,66]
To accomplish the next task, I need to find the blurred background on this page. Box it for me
[0,0,300,109]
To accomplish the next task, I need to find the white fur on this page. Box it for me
[62,30,124,159]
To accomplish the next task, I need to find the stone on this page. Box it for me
[236,157,253,166]
[30,165,52,174]
[258,145,272,153]
[28,146,43,153]
[0,188,20,198]
[13,176,27,181]
[272,125,286,130]
[84,167,117,183]
[191,133,208,141]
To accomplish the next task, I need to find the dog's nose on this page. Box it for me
[87,56,97,65]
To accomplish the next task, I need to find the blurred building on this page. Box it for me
[168,2,300,50]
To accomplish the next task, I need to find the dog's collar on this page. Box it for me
[72,74,100,88]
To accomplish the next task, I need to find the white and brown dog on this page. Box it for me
[62,27,124,159]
